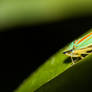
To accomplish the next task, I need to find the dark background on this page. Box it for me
[0,16,92,92]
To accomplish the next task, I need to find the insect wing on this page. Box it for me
[74,32,92,49]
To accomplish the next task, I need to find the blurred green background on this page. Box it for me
[1,0,92,29]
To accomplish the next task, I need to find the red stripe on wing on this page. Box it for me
[77,32,92,44]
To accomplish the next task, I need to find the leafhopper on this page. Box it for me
[63,32,92,64]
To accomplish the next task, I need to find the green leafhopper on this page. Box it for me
[63,32,92,64]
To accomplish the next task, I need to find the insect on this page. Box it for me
[63,32,92,64]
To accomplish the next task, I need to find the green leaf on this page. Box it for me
[36,54,92,92]
[14,29,92,92]
[14,48,72,92]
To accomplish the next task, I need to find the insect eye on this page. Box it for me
[70,49,73,51]
[63,52,67,54]
[63,50,73,54]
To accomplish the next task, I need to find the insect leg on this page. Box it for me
[78,54,84,59]
[71,56,75,64]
